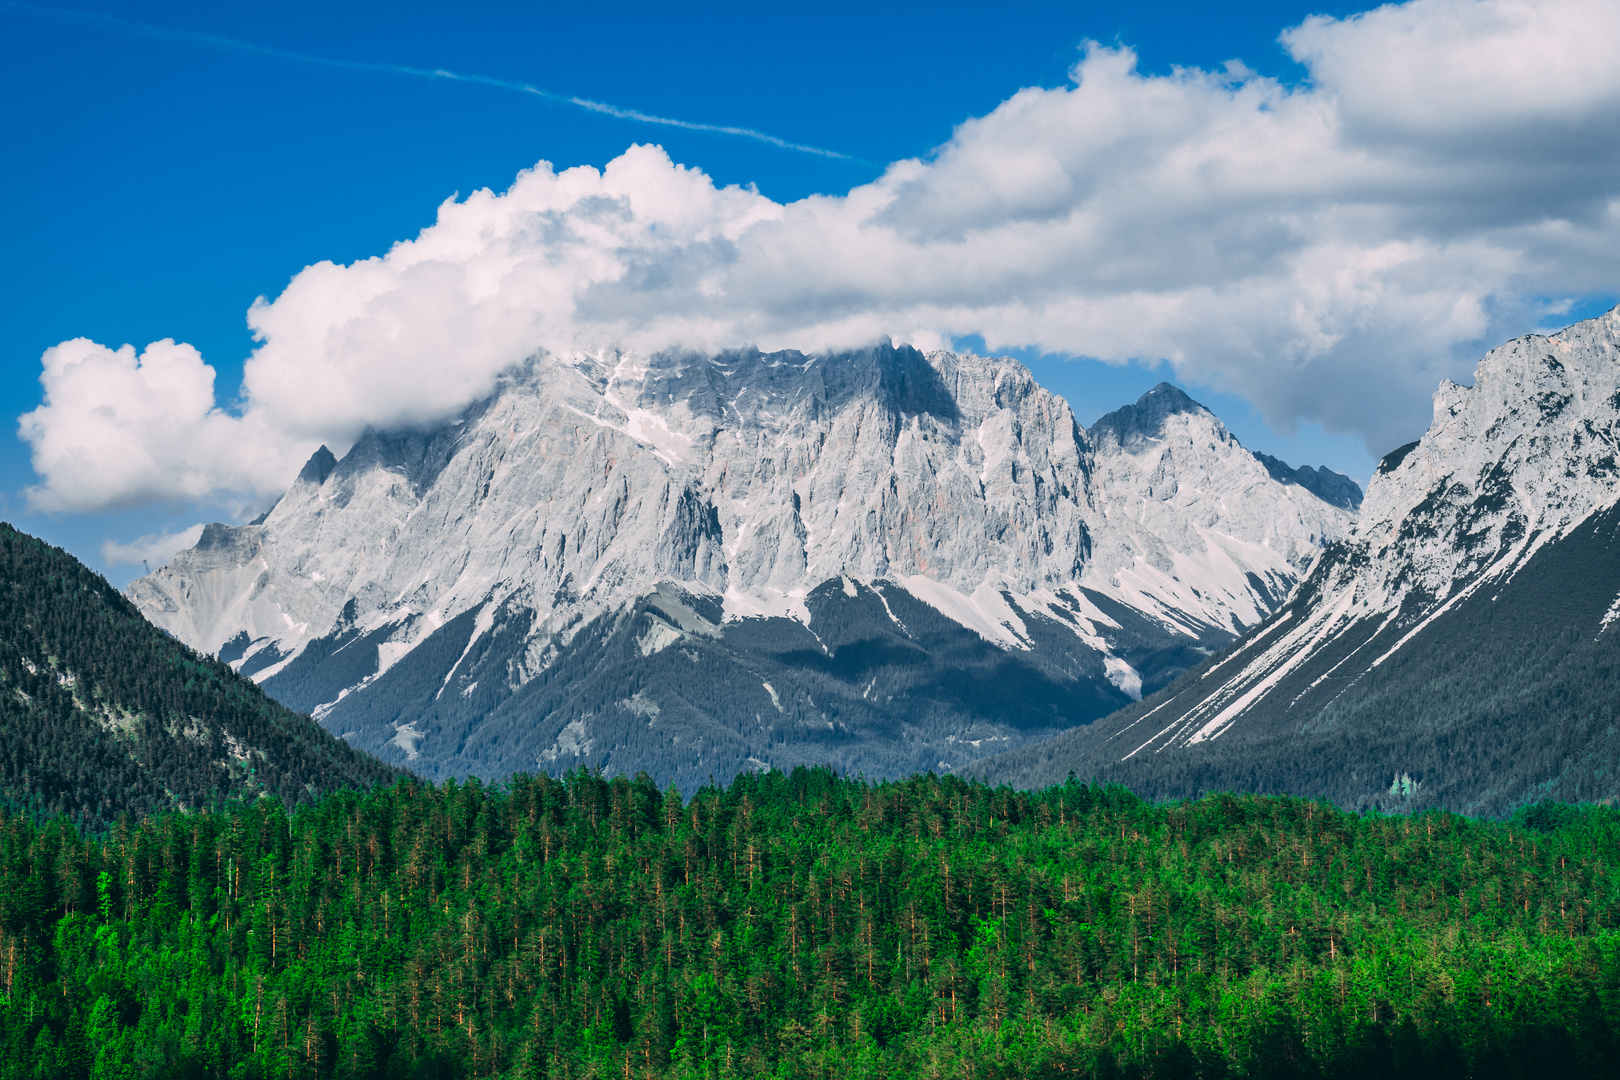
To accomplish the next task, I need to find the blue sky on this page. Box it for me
[4,0,1618,585]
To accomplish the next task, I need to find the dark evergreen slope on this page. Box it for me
[973,499,1620,817]
[0,523,401,827]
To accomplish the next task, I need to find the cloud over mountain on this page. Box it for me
[100,523,207,569]
[22,0,1620,514]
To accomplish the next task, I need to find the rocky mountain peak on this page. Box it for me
[1352,305,1620,606]
[128,345,1358,787]
[1087,382,1209,450]
[296,445,338,487]
[1010,305,1620,813]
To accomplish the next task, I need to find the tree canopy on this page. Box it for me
[2,769,1617,1078]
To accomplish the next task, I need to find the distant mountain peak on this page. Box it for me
[1087,382,1210,448]
[1252,451,1364,511]
[296,444,338,487]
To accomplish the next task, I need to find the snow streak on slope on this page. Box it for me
[1097,305,1620,759]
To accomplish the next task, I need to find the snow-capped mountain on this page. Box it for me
[977,306,1620,815]
[128,344,1355,787]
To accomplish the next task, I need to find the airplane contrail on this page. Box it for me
[1,0,863,162]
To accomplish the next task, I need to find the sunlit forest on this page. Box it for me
[2,769,1618,1079]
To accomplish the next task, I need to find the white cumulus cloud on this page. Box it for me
[19,339,312,512]
[21,0,1620,514]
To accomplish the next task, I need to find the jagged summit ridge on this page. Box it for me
[128,345,1355,784]
[137,344,1096,656]
[1353,309,1620,606]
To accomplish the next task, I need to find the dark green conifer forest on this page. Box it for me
[3,769,1618,1079]
[0,523,401,827]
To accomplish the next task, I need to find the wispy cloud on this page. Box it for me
[101,524,205,569]
[0,0,860,161]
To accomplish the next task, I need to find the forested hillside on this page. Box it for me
[2,769,1618,1078]
[0,523,401,828]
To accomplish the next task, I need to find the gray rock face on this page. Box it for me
[1083,383,1354,646]
[128,345,1354,787]
[973,306,1620,815]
